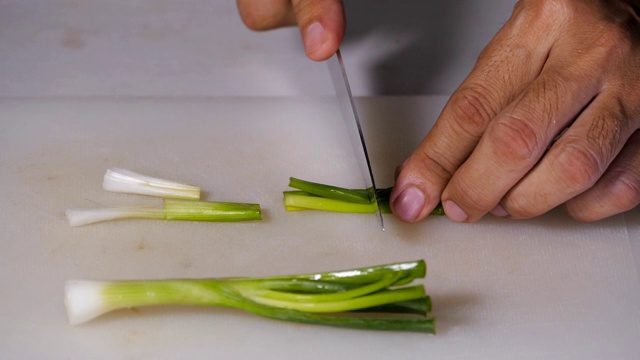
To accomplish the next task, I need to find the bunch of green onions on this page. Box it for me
[65,168,261,226]
[284,177,444,215]
[65,260,435,333]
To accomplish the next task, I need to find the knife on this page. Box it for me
[327,49,384,230]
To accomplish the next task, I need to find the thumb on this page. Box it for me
[291,0,345,61]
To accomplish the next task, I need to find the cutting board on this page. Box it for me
[1,97,639,359]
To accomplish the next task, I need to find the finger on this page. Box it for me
[390,3,556,223]
[563,129,640,221]
[497,92,637,219]
[441,54,606,222]
[237,0,296,30]
[291,0,345,61]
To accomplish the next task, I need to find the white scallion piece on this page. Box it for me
[65,206,165,227]
[103,168,201,200]
[65,280,113,326]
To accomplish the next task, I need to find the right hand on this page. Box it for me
[236,0,346,61]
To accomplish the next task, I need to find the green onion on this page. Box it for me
[103,168,201,200]
[65,199,262,226]
[284,177,445,215]
[64,260,435,333]
[288,177,371,204]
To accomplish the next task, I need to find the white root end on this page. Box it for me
[65,207,164,227]
[65,280,110,325]
[103,168,201,200]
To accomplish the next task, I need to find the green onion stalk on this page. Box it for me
[65,199,262,227]
[65,260,435,333]
[284,177,445,215]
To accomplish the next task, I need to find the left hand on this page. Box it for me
[391,0,640,223]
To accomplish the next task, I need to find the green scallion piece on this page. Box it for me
[285,178,444,215]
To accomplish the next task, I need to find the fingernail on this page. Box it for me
[392,187,426,222]
[304,22,324,55]
[443,200,468,222]
[491,204,509,218]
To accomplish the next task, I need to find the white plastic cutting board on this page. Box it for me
[1,97,639,359]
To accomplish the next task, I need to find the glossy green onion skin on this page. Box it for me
[64,260,435,333]
[284,177,444,215]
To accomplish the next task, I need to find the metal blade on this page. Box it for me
[327,49,384,230]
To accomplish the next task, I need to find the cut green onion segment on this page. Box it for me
[65,199,262,226]
[64,260,435,333]
[284,177,444,215]
[103,168,201,200]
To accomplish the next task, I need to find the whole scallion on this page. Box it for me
[64,260,435,333]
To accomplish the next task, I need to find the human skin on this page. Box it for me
[237,0,640,223]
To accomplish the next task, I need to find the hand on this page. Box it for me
[391,0,640,223]
[236,0,345,61]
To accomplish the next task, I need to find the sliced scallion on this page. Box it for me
[103,167,201,200]
[284,177,445,215]
[65,199,261,227]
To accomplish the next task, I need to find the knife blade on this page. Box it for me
[327,49,384,230]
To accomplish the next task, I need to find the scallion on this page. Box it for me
[64,260,435,333]
[284,177,444,215]
[103,168,201,200]
[65,199,262,227]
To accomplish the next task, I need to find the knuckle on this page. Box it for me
[565,205,598,222]
[488,115,542,164]
[566,171,640,222]
[585,109,625,159]
[516,0,576,25]
[553,142,604,191]
[449,177,494,215]
[410,149,455,184]
[448,84,497,137]
[609,171,640,211]
[504,195,541,219]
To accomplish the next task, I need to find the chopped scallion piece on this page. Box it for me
[284,177,444,215]
[103,168,201,200]
[288,177,371,204]
[65,199,261,227]
[64,260,435,333]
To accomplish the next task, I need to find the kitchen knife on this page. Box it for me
[327,49,384,230]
